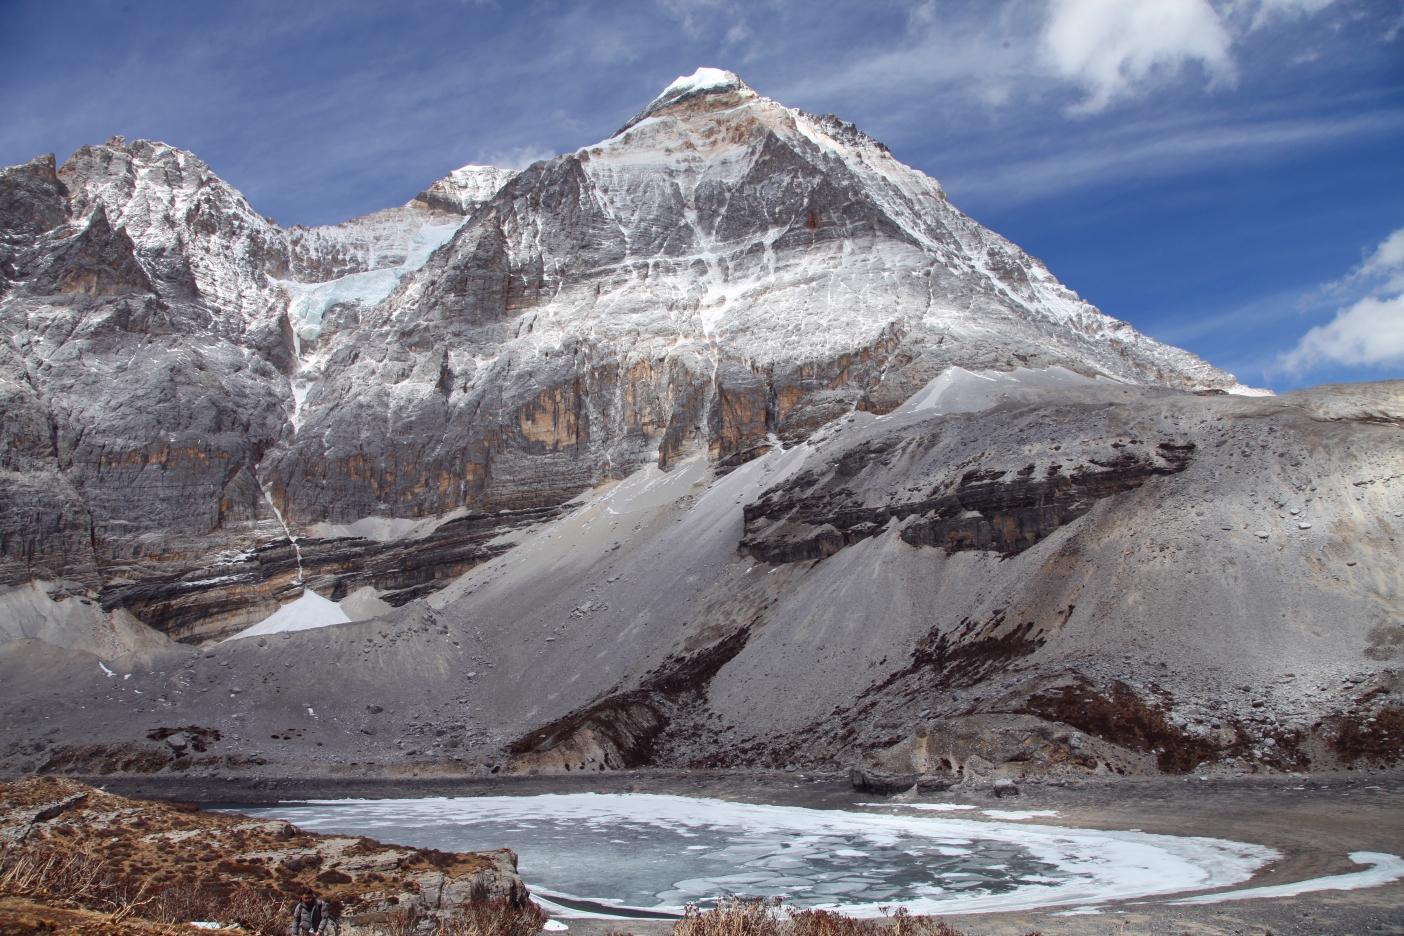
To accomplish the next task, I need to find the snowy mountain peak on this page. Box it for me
[662,67,750,98]
[616,67,758,135]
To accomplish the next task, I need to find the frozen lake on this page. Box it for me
[219,793,1277,917]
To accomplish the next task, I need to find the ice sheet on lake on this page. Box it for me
[221,793,1278,917]
[860,803,977,812]
[981,810,1061,821]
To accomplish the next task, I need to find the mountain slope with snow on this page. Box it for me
[1,69,1399,784]
[6,69,1256,643]
[265,70,1251,535]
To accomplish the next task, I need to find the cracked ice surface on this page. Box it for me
[225,793,1276,916]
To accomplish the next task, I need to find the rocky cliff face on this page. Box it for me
[2,69,1255,643]
[265,70,1243,534]
[0,144,513,638]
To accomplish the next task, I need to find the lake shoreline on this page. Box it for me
[59,769,1404,935]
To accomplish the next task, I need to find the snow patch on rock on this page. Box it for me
[662,67,748,99]
[225,589,351,642]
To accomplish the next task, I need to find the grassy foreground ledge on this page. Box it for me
[0,776,533,934]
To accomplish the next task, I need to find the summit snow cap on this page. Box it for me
[661,67,749,98]
[616,68,757,135]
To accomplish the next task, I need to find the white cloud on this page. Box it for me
[1039,0,1340,112]
[1279,294,1404,369]
[1280,226,1404,371]
[1043,0,1234,112]
[940,110,1399,205]
[781,0,1352,132]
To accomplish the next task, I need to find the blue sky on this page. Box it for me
[2,0,1401,391]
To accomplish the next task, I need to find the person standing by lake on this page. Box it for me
[292,888,329,935]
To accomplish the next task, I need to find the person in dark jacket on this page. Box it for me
[292,888,329,935]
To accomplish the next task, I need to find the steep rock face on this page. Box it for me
[3,70,1254,641]
[0,153,70,241]
[0,149,291,598]
[0,145,516,637]
[265,69,1243,533]
[740,424,1197,563]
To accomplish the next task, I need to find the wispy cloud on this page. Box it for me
[1236,0,1339,30]
[938,110,1404,204]
[478,145,558,170]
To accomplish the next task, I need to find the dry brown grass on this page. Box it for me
[0,843,290,934]
[150,880,289,933]
[0,843,150,916]
[669,897,1039,936]
[1,777,520,933]
[674,897,786,936]
[0,894,193,935]
[434,897,548,936]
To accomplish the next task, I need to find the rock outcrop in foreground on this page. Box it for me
[0,776,529,932]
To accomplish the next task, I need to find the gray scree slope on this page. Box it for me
[4,375,1401,782]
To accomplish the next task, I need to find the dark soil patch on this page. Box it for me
[864,614,1045,699]
[1330,704,1404,764]
[1022,680,1223,773]
[38,742,172,775]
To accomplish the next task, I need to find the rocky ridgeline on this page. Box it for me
[2,70,1248,642]
[0,141,515,640]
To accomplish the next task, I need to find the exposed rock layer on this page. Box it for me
[3,377,1396,782]
[1,72,1251,641]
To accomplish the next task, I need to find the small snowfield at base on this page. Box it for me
[982,809,1061,821]
[543,921,570,931]
[224,590,350,642]
[1170,851,1404,904]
